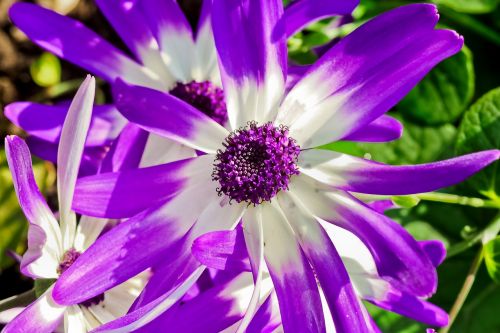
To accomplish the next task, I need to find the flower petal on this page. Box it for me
[420,240,446,267]
[246,292,281,333]
[95,0,174,85]
[236,207,265,333]
[290,176,437,297]
[278,192,373,332]
[73,216,108,252]
[133,195,245,309]
[364,282,449,327]
[9,3,163,89]
[212,0,287,129]
[282,0,358,37]
[4,102,126,146]
[90,267,206,333]
[26,137,105,177]
[262,202,325,333]
[131,272,259,333]
[113,79,228,154]
[5,135,62,279]
[340,114,403,143]
[99,123,149,173]
[2,286,66,333]
[57,75,95,251]
[298,149,500,195]
[192,226,251,272]
[139,133,196,168]
[73,155,208,219]
[278,4,463,147]
[138,0,195,82]
[54,177,218,305]
[191,0,219,83]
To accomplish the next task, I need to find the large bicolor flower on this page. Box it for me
[6,0,359,171]
[1,77,148,333]
[51,2,499,332]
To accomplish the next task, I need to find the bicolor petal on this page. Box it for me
[262,202,325,333]
[278,4,463,148]
[55,177,219,305]
[212,0,287,128]
[9,3,163,89]
[138,0,195,82]
[73,155,208,219]
[5,135,62,279]
[278,192,372,333]
[2,286,66,333]
[132,272,259,333]
[290,176,437,297]
[113,79,228,154]
[298,149,500,195]
[95,0,174,85]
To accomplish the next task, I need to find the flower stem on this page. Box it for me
[439,247,484,333]
[0,289,36,312]
[415,192,500,209]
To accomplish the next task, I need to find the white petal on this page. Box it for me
[57,75,95,251]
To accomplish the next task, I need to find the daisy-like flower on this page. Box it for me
[2,76,148,333]
[5,0,359,172]
[50,2,499,332]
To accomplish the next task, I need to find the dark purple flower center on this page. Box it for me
[58,248,105,307]
[213,122,300,205]
[170,81,227,126]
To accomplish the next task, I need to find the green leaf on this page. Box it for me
[433,0,500,14]
[34,279,57,298]
[0,150,55,270]
[399,46,475,125]
[455,87,500,200]
[484,236,500,282]
[360,116,457,164]
[30,52,62,87]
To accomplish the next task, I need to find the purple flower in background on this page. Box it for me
[1,76,148,333]
[44,2,500,332]
[5,0,359,172]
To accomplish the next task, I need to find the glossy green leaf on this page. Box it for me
[484,236,500,282]
[30,52,62,88]
[0,150,55,270]
[399,46,474,125]
[360,116,457,164]
[456,87,500,200]
[433,0,500,14]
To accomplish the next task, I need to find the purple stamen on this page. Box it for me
[58,248,105,307]
[213,122,300,205]
[170,81,227,126]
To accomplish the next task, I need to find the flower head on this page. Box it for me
[17,1,496,333]
[6,0,357,172]
[2,76,148,333]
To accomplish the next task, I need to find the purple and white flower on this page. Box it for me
[44,2,500,332]
[6,0,359,172]
[1,76,148,333]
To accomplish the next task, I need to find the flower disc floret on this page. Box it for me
[213,122,301,205]
[170,81,227,126]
